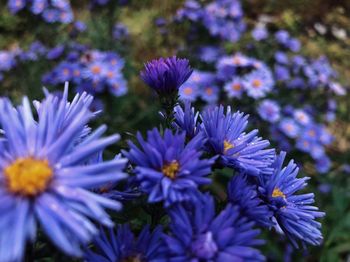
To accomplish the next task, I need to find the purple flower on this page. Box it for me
[46,45,65,60]
[85,224,167,261]
[8,0,26,13]
[316,156,331,174]
[122,128,215,206]
[200,85,219,103]
[275,30,290,45]
[252,26,268,41]
[200,105,275,176]
[258,99,281,123]
[224,77,244,98]
[244,66,274,99]
[140,56,193,95]
[279,118,300,138]
[179,83,198,101]
[173,102,200,139]
[0,87,127,261]
[113,23,129,40]
[165,192,265,261]
[259,152,325,247]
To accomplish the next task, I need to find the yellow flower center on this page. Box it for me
[183,87,193,95]
[205,87,213,95]
[162,161,180,179]
[231,83,241,91]
[4,158,53,197]
[224,140,234,154]
[272,188,286,198]
[91,65,101,74]
[252,79,262,88]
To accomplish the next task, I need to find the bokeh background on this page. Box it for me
[0,0,349,261]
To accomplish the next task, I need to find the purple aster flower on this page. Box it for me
[318,183,331,194]
[279,118,300,138]
[31,0,47,14]
[173,102,199,139]
[8,0,26,13]
[176,0,203,22]
[275,65,290,81]
[252,26,268,41]
[140,56,193,95]
[259,152,325,247]
[315,156,331,174]
[0,86,127,261]
[200,105,275,176]
[122,128,215,206]
[113,23,129,40]
[0,51,16,71]
[244,67,274,99]
[258,99,281,123]
[287,38,301,52]
[74,20,87,32]
[85,224,167,262]
[165,192,265,261]
[275,30,290,45]
[42,8,59,23]
[329,82,346,96]
[107,77,128,97]
[200,85,219,103]
[293,109,311,126]
[228,174,273,227]
[275,51,289,64]
[179,83,198,102]
[224,77,244,98]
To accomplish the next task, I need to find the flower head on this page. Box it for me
[258,99,281,123]
[173,102,200,139]
[200,105,275,176]
[123,128,214,206]
[259,152,325,247]
[140,56,193,95]
[165,192,265,261]
[85,224,166,262]
[0,86,127,261]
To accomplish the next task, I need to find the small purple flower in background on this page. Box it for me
[293,109,311,126]
[316,156,331,174]
[275,65,290,81]
[141,56,192,96]
[275,30,290,45]
[165,192,265,261]
[275,51,289,64]
[252,26,268,41]
[224,77,244,98]
[7,0,26,13]
[74,20,87,32]
[0,51,16,72]
[85,224,167,261]
[244,66,274,99]
[46,45,65,60]
[113,23,129,40]
[287,38,301,52]
[260,152,325,247]
[279,118,300,138]
[179,82,198,101]
[200,85,219,103]
[123,128,215,206]
[258,99,281,123]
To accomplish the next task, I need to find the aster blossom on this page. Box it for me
[123,128,215,206]
[164,192,265,261]
[0,86,127,262]
[85,224,167,262]
[200,105,275,176]
[259,152,325,247]
[140,56,193,95]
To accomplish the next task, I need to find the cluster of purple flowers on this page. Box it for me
[0,56,325,262]
[0,41,49,81]
[92,57,323,261]
[43,44,127,98]
[7,0,74,23]
[176,0,246,42]
[174,0,345,173]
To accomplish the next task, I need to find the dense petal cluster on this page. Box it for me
[123,128,215,205]
[259,152,325,247]
[165,193,265,261]
[0,86,127,262]
[85,224,166,262]
[200,105,275,176]
[140,56,193,95]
